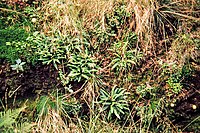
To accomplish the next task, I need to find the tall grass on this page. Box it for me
[34,0,199,132]
[37,0,118,36]
[38,0,199,53]
[1,0,200,132]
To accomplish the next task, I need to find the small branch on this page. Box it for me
[162,10,200,21]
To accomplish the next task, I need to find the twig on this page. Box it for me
[182,115,200,131]
[162,10,200,21]
[64,81,87,98]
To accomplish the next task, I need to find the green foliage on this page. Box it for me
[0,27,29,63]
[58,70,74,93]
[136,84,156,98]
[85,2,134,50]
[167,77,182,95]
[0,1,36,29]
[36,94,81,118]
[165,64,192,96]
[0,0,199,132]
[0,2,40,63]
[64,35,83,54]
[0,107,23,129]
[4,34,40,64]
[67,51,99,82]
[0,9,18,28]
[87,29,116,49]
[0,106,33,133]
[99,86,129,120]
[36,95,55,117]
[123,31,138,46]
[135,99,166,132]
[37,36,67,70]
[0,27,28,44]
[109,41,143,75]
[105,3,132,35]
[2,31,67,66]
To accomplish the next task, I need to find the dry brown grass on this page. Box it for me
[127,0,156,52]
[126,0,200,53]
[38,0,119,36]
[0,0,188,56]
[37,0,199,52]
[169,32,199,68]
[34,109,80,133]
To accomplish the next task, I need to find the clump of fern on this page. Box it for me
[0,106,34,132]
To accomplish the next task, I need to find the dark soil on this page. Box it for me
[0,61,59,107]
[172,68,200,131]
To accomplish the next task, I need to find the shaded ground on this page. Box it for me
[0,60,59,106]
[173,67,200,131]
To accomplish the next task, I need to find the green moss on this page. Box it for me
[0,27,29,63]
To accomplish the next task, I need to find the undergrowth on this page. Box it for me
[0,0,200,132]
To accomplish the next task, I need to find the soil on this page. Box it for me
[173,68,200,131]
[0,61,59,106]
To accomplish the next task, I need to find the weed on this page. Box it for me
[38,38,66,70]
[35,92,81,132]
[10,59,26,73]
[67,51,99,82]
[99,86,129,120]
[58,70,73,93]
[0,106,34,133]
[134,98,173,132]
[109,41,143,75]
[136,84,156,99]
[106,4,127,31]
[0,0,200,132]
[36,94,80,118]
[35,109,71,132]
[167,78,182,96]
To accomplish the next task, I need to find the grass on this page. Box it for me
[37,0,116,36]
[0,0,200,132]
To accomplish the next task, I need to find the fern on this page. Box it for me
[0,106,33,132]
[0,107,24,128]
